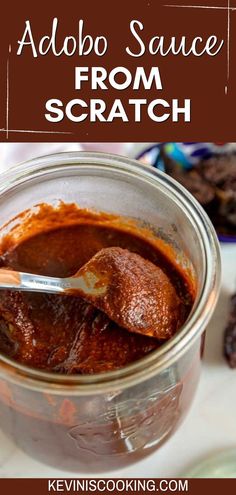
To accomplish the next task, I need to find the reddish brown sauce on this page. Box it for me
[75,247,183,340]
[0,203,195,374]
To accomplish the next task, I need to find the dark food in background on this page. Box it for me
[162,152,236,236]
[224,293,236,368]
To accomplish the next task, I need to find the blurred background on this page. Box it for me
[1,141,235,242]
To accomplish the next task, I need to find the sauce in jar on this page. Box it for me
[0,203,195,374]
[0,203,198,472]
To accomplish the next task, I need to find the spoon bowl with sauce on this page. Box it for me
[0,247,182,340]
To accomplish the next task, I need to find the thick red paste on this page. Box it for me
[0,203,195,374]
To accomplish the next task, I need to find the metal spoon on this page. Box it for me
[0,265,107,296]
[0,247,181,339]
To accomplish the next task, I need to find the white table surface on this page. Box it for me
[0,144,235,478]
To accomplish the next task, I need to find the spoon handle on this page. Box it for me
[0,269,71,294]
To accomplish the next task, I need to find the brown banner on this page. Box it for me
[0,479,235,495]
[0,0,236,141]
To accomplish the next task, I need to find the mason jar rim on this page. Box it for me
[0,151,221,395]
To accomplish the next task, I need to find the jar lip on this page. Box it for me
[0,151,221,394]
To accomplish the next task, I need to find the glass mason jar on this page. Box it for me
[0,152,221,472]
